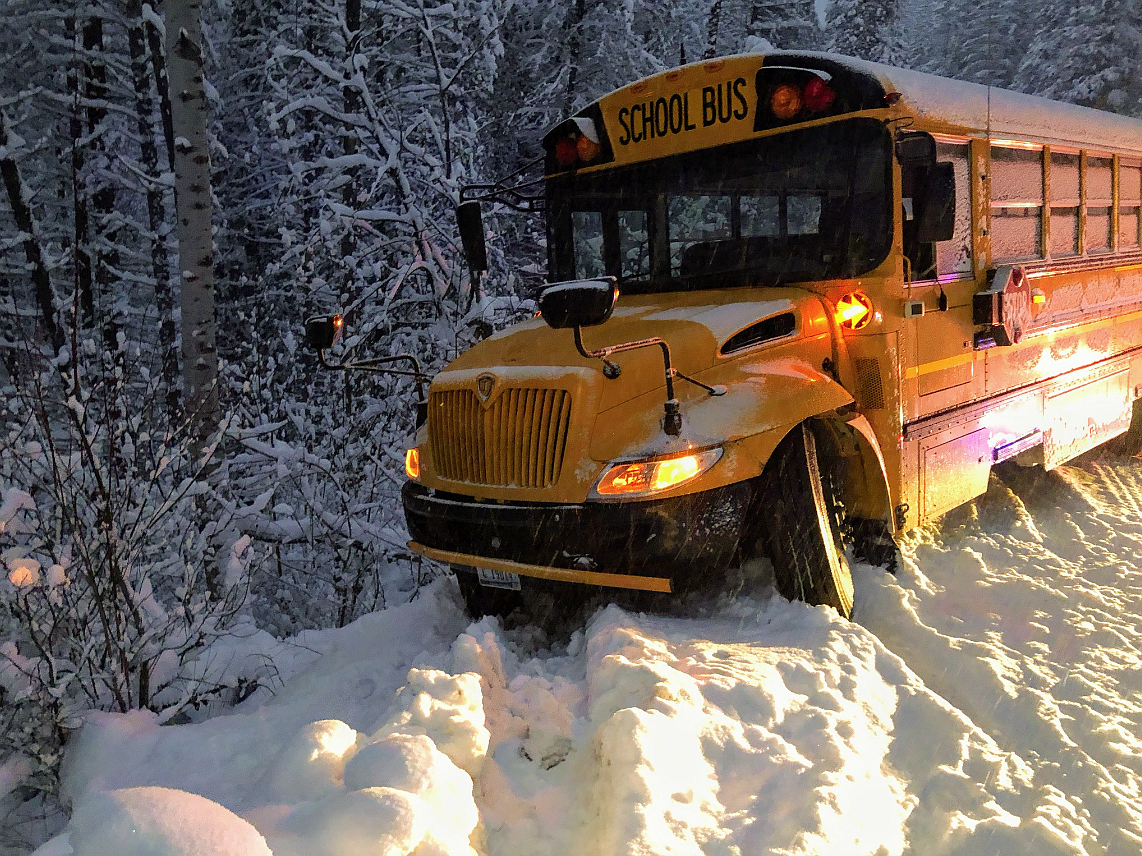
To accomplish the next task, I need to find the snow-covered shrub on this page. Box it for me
[0,345,252,818]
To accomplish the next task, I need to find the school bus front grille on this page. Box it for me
[428,388,573,487]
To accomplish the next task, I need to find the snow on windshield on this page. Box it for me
[31,458,1142,855]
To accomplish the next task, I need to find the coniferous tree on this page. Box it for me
[824,0,895,63]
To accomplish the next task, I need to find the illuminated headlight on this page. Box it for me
[405,448,420,481]
[593,447,723,498]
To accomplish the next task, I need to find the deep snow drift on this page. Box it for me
[26,457,1142,855]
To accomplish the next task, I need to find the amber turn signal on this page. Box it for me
[770,84,803,120]
[836,291,873,330]
[405,448,420,481]
[594,447,723,498]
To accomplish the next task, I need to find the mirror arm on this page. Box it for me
[317,351,429,400]
[573,328,725,436]
[574,327,676,400]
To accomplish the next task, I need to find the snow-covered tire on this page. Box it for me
[851,517,900,574]
[453,567,522,619]
[761,422,855,618]
[1106,399,1142,457]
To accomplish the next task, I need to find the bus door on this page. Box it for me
[901,140,978,421]
[899,140,989,524]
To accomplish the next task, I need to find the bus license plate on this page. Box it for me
[477,568,521,591]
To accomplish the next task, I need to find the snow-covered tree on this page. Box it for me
[167,0,219,443]
[824,0,896,63]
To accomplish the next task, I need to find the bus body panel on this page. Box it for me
[402,50,1142,601]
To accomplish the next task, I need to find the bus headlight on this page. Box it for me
[593,447,723,498]
[405,447,421,481]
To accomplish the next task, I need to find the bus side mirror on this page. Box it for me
[538,278,619,329]
[305,314,343,350]
[915,161,955,243]
[457,201,488,272]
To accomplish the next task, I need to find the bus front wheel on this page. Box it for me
[1106,399,1142,457]
[761,422,855,618]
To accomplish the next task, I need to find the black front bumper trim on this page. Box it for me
[402,480,751,590]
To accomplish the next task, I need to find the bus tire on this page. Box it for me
[453,566,522,619]
[851,517,900,574]
[761,422,855,618]
[1106,399,1142,457]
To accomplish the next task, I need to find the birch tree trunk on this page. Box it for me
[166,0,218,442]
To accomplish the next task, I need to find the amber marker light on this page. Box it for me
[594,447,723,498]
[405,447,420,481]
[836,291,873,330]
[770,84,803,120]
[576,134,601,163]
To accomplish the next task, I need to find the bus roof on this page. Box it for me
[545,52,1142,174]
[830,52,1142,154]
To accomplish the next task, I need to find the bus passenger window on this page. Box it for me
[668,195,732,274]
[618,210,650,281]
[936,143,972,277]
[788,195,822,234]
[572,211,605,279]
[1120,159,1142,250]
[1086,156,1113,253]
[1050,152,1080,257]
[740,196,780,236]
[991,146,1044,263]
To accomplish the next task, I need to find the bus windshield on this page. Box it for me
[546,118,892,293]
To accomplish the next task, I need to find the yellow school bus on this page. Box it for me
[389,51,1142,619]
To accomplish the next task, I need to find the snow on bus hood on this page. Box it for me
[442,289,805,409]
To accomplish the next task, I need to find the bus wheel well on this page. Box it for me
[741,416,898,584]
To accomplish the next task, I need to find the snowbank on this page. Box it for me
[31,459,1142,855]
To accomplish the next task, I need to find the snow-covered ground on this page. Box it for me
[25,457,1142,855]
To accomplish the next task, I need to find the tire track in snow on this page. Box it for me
[861,458,1142,854]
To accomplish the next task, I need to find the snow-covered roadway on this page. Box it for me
[30,457,1142,855]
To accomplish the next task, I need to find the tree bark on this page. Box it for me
[0,109,64,355]
[341,0,361,262]
[166,0,218,442]
[82,14,121,316]
[66,15,94,330]
[705,1,722,59]
[128,0,179,420]
[146,3,177,172]
[564,0,587,112]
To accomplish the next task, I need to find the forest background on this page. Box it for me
[2,0,1140,845]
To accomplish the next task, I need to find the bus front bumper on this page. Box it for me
[401,481,752,593]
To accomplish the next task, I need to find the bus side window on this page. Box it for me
[991,145,1044,263]
[1086,156,1113,254]
[1120,159,1142,251]
[1050,152,1080,257]
[618,209,650,281]
[572,210,606,279]
[902,164,936,281]
[936,143,972,277]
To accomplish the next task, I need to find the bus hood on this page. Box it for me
[439,286,829,412]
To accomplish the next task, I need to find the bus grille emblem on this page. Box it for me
[476,373,496,402]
